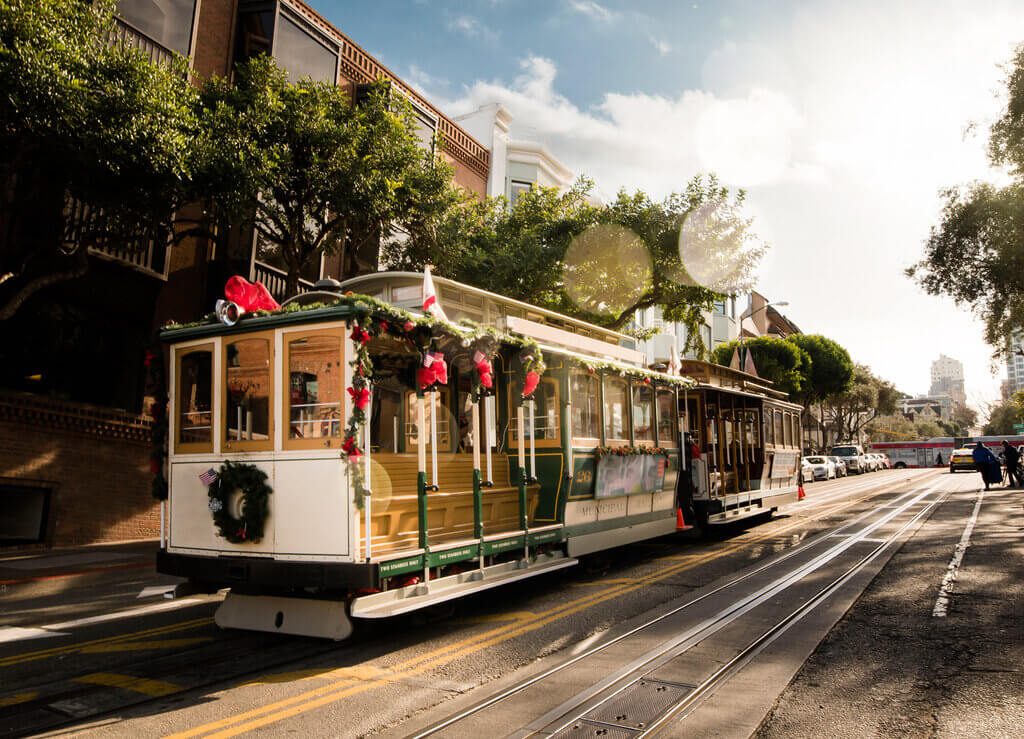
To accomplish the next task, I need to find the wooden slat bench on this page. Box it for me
[360,453,539,556]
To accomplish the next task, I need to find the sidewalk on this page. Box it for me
[0,540,183,630]
[756,482,1024,737]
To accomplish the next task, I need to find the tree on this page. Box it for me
[908,44,1024,354]
[710,336,808,398]
[823,365,899,442]
[196,57,460,296]
[983,400,1021,435]
[0,0,198,319]
[866,414,916,442]
[952,404,978,433]
[785,334,854,405]
[392,174,767,356]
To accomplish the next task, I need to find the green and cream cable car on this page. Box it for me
[156,272,800,640]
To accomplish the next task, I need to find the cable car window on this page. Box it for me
[285,332,342,447]
[176,345,212,452]
[633,384,655,443]
[774,410,784,448]
[570,371,600,440]
[603,376,629,443]
[224,335,273,449]
[656,389,675,444]
[512,377,560,443]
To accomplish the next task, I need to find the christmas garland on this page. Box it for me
[594,446,669,459]
[572,357,693,387]
[207,461,273,543]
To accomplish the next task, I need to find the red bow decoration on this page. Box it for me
[224,275,281,312]
[418,352,448,390]
[473,351,493,391]
[347,386,370,411]
[350,325,371,345]
[342,435,362,458]
[522,370,540,398]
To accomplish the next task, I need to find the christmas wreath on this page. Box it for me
[207,461,273,543]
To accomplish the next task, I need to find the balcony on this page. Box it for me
[108,16,176,67]
[252,261,314,302]
[64,196,169,279]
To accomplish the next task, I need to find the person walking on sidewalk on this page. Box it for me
[1002,440,1021,487]
[972,443,1001,491]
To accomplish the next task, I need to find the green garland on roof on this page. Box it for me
[570,356,694,387]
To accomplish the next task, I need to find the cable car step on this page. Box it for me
[351,552,578,619]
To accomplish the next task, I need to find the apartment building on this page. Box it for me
[0,0,490,548]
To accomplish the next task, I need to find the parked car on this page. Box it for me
[878,453,891,469]
[801,458,815,483]
[831,443,867,474]
[949,444,978,473]
[830,456,848,477]
[804,455,836,481]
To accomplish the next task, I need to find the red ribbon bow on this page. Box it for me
[350,325,371,345]
[347,386,370,411]
[418,353,449,390]
[522,370,540,398]
[224,275,280,312]
[342,435,362,459]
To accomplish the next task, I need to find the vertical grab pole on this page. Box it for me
[417,394,429,583]
[471,400,483,552]
[517,403,529,561]
[484,396,494,485]
[680,388,688,471]
[159,501,165,549]
[529,399,536,482]
[430,391,439,490]
[364,387,373,562]
[565,403,574,478]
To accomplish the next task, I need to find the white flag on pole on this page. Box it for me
[422,265,448,321]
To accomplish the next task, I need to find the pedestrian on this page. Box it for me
[972,443,1001,491]
[936,451,943,467]
[1002,441,1021,487]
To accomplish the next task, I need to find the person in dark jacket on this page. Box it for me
[972,443,1001,490]
[1002,441,1020,487]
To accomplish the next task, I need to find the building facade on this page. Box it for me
[1006,336,1024,397]
[930,354,966,408]
[0,0,490,549]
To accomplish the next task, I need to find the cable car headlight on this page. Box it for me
[215,299,244,326]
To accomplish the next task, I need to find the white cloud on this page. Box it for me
[650,36,671,56]
[567,0,617,23]
[445,15,498,44]
[432,0,1024,408]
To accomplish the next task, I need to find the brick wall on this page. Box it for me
[192,0,238,80]
[0,394,158,549]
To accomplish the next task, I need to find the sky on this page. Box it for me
[315,0,1024,412]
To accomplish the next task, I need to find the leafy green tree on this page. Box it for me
[866,414,917,442]
[908,44,1024,353]
[0,0,197,319]
[823,365,900,442]
[710,336,808,397]
[983,400,1022,435]
[196,57,460,297]
[914,420,945,439]
[393,174,767,356]
[785,334,854,404]
[951,404,978,433]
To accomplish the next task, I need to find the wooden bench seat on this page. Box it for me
[360,453,539,557]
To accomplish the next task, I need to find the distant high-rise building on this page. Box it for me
[1007,337,1024,396]
[930,354,966,407]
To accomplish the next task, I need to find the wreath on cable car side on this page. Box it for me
[207,461,273,543]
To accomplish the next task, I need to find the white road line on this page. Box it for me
[932,489,985,618]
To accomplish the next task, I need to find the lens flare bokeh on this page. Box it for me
[563,224,652,317]
[677,198,749,294]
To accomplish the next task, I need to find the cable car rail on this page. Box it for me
[411,474,948,738]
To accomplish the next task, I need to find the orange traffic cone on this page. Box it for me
[798,484,806,501]
[676,507,688,530]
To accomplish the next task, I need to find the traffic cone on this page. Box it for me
[798,484,806,501]
[676,507,688,530]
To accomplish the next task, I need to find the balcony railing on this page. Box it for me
[108,16,176,67]
[64,196,169,279]
[253,261,314,302]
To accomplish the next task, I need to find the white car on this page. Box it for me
[804,455,836,481]
[801,458,815,483]
[830,456,848,477]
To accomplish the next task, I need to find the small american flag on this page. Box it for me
[199,468,218,486]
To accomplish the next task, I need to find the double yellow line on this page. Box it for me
[170,476,927,738]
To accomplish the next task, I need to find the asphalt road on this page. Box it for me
[2,468,1017,738]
